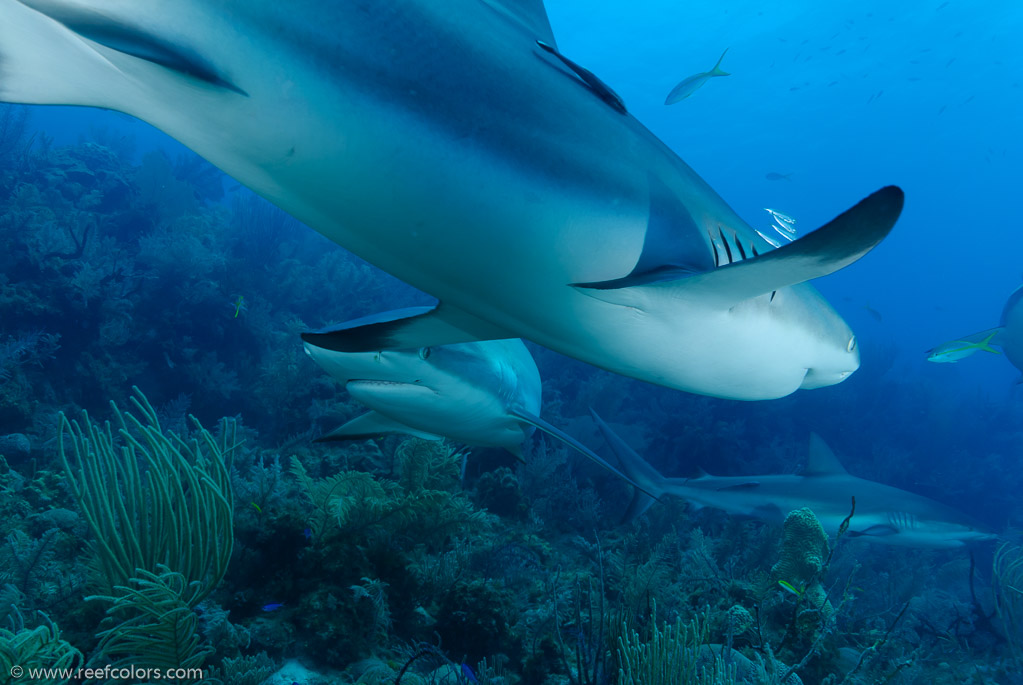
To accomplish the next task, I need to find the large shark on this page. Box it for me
[591,412,995,548]
[927,285,1023,382]
[0,0,902,400]
[304,308,647,489]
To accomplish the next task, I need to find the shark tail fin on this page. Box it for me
[508,409,655,497]
[0,2,128,108]
[710,48,730,77]
[588,409,665,523]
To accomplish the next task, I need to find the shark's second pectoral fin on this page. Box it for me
[575,185,904,309]
[301,303,516,352]
[316,411,443,443]
[509,408,656,497]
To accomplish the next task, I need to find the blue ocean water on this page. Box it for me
[1,1,1022,683]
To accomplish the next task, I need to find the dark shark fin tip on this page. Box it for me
[574,185,904,309]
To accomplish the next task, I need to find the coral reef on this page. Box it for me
[0,127,1019,685]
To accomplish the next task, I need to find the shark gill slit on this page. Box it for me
[718,227,733,263]
[708,229,721,267]
[735,237,748,260]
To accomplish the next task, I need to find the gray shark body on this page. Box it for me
[1003,285,1023,378]
[0,0,901,400]
[592,413,994,549]
[304,309,542,456]
[304,308,646,489]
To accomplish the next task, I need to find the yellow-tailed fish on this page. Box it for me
[926,328,1001,363]
[665,49,730,104]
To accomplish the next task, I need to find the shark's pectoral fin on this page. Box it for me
[849,524,900,538]
[301,304,516,352]
[316,411,443,443]
[575,186,904,309]
[510,408,656,497]
[573,175,715,293]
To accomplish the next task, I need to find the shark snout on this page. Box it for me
[799,329,860,389]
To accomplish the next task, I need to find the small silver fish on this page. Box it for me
[764,208,796,227]
[764,208,797,242]
[665,49,730,104]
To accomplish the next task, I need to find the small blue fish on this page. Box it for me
[303,527,313,541]
[262,602,285,612]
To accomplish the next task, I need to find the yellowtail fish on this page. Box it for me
[926,328,1001,363]
[665,49,730,104]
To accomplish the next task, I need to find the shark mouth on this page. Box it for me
[346,379,436,394]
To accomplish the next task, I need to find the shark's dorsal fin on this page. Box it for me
[574,186,904,309]
[481,0,558,47]
[804,433,848,477]
[316,411,443,443]
[301,303,516,352]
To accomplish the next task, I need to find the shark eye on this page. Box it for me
[847,336,857,353]
[419,347,431,360]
